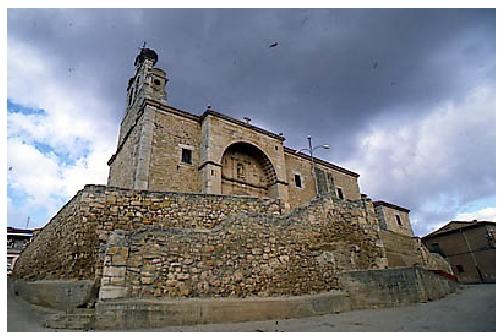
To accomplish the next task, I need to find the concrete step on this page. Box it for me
[44,308,95,330]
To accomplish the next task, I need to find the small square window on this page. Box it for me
[395,214,402,226]
[294,174,302,188]
[181,148,192,164]
[455,264,465,273]
[337,187,344,199]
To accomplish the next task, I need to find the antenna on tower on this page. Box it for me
[26,216,30,229]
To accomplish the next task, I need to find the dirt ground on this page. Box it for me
[7,278,496,332]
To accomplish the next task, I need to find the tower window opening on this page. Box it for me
[337,187,344,199]
[395,214,402,226]
[181,148,192,165]
[154,78,161,85]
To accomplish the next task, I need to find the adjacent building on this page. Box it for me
[7,227,34,275]
[422,220,496,283]
[372,200,451,272]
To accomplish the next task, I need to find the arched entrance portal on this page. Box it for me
[220,142,277,198]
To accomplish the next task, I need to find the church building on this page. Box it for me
[107,47,363,211]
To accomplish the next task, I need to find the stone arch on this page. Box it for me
[220,142,278,198]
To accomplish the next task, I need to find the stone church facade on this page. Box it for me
[107,47,360,210]
[11,47,456,330]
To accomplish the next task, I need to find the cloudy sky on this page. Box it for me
[7,8,495,236]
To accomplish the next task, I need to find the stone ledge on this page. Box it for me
[12,279,96,310]
[94,290,350,329]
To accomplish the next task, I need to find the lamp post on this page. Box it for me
[296,135,330,197]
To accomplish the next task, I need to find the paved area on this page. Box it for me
[7,279,496,332]
[7,278,60,332]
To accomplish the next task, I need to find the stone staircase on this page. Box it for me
[44,308,95,330]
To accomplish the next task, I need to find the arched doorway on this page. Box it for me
[220,142,277,198]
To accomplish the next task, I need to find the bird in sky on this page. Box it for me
[269,42,279,48]
[372,61,379,69]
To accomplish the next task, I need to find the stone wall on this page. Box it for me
[108,124,139,189]
[342,267,459,309]
[314,166,361,201]
[284,152,361,209]
[148,109,202,192]
[14,185,389,303]
[284,153,317,208]
[375,204,413,236]
[379,230,452,273]
[13,191,99,281]
[200,113,289,203]
[99,194,387,299]
[13,185,284,283]
[94,267,457,330]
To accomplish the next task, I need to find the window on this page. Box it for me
[153,79,161,85]
[181,148,192,164]
[294,174,302,188]
[455,265,465,273]
[337,187,344,199]
[328,175,335,191]
[395,214,402,226]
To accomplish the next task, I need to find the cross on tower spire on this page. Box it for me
[137,41,148,51]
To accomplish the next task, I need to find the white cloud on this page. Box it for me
[7,38,117,228]
[343,85,495,236]
[453,207,496,222]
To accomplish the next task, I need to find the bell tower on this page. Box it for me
[108,46,168,190]
[126,47,167,109]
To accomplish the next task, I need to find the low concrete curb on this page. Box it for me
[95,290,350,329]
[11,279,96,310]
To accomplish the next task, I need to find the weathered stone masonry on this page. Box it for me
[14,185,387,300]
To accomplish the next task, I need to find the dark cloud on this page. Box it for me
[8,8,495,235]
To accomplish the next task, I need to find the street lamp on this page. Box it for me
[296,135,331,197]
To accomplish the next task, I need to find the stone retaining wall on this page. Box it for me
[379,230,452,273]
[14,185,385,301]
[13,191,98,281]
[99,195,386,299]
[341,267,459,309]
[92,267,458,330]
[13,185,285,283]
